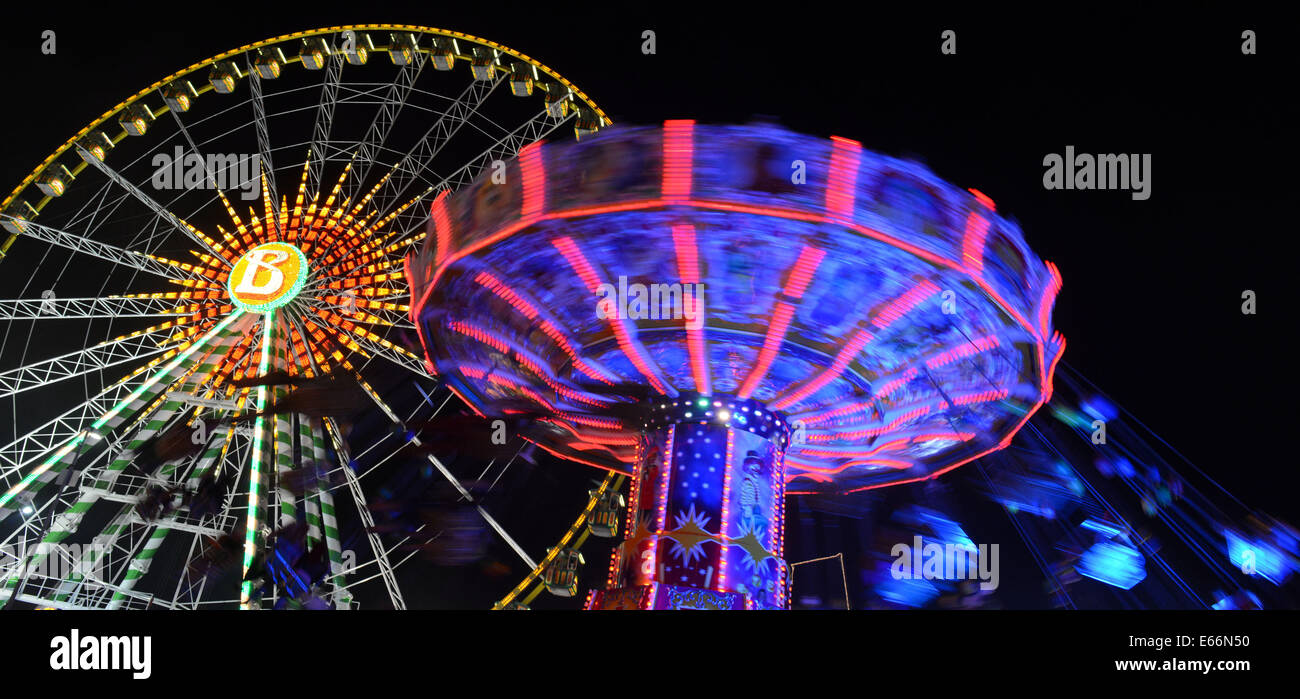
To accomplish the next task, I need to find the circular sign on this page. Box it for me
[227,242,309,312]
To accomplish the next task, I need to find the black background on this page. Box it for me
[3,2,1292,510]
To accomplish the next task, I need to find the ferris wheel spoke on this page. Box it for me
[42,329,252,606]
[0,295,194,321]
[163,91,237,208]
[352,381,540,571]
[301,416,351,609]
[397,107,572,240]
[49,505,138,605]
[0,313,247,524]
[311,310,428,377]
[329,231,421,281]
[173,427,252,609]
[0,370,150,486]
[78,349,241,500]
[0,216,189,280]
[75,145,223,260]
[0,481,78,586]
[372,73,506,221]
[436,106,571,191]
[57,513,192,610]
[319,418,405,609]
[172,533,209,609]
[245,64,282,239]
[346,329,427,378]
[319,200,426,275]
[346,52,427,201]
[307,295,412,330]
[345,383,445,470]
[94,465,231,609]
[105,522,175,609]
[306,51,345,196]
[328,523,433,595]
[0,323,181,399]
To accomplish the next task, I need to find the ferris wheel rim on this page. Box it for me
[0,23,612,242]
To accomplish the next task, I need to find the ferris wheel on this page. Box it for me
[0,25,614,610]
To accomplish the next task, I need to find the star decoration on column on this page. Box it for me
[664,503,714,566]
[729,528,777,567]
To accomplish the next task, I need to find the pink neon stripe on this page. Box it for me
[551,237,603,291]
[473,271,614,385]
[658,429,674,531]
[800,399,871,426]
[557,413,624,430]
[782,245,827,298]
[873,279,941,330]
[430,190,453,266]
[952,387,1010,406]
[551,236,671,395]
[540,418,637,446]
[662,120,694,200]
[787,337,1057,496]
[785,455,912,476]
[474,271,539,319]
[606,318,671,396]
[954,387,1010,406]
[770,327,873,410]
[526,437,634,475]
[447,320,610,408]
[910,432,976,443]
[968,188,996,211]
[1042,333,1066,402]
[519,142,546,221]
[672,224,700,284]
[1037,260,1063,339]
[925,334,1000,370]
[785,470,834,484]
[420,196,962,316]
[456,363,573,419]
[771,280,937,411]
[806,405,931,443]
[737,302,795,399]
[796,437,908,459]
[961,212,991,274]
[624,441,643,550]
[444,383,485,417]
[834,397,1049,494]
[774,449,787,563]
[457,364,485,379]
[447,320,510,354]
[403,255,439,376]
[840,458,913,471]
[564,439,618,453]
[718,428,735,592]
[485,372,555,412]
[672,224,709,394]
[772,333,871,410]
[820,339,1008,429]
[739,245,826,399]
[825,136,862,219]
[874,367,918,399]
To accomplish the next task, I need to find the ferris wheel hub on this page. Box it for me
[227,242,309,313]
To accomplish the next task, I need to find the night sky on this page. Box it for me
[1,3,1293,608]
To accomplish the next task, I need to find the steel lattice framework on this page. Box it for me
[0,25,618,610]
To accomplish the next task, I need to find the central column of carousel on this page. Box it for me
[586,391,791,610]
